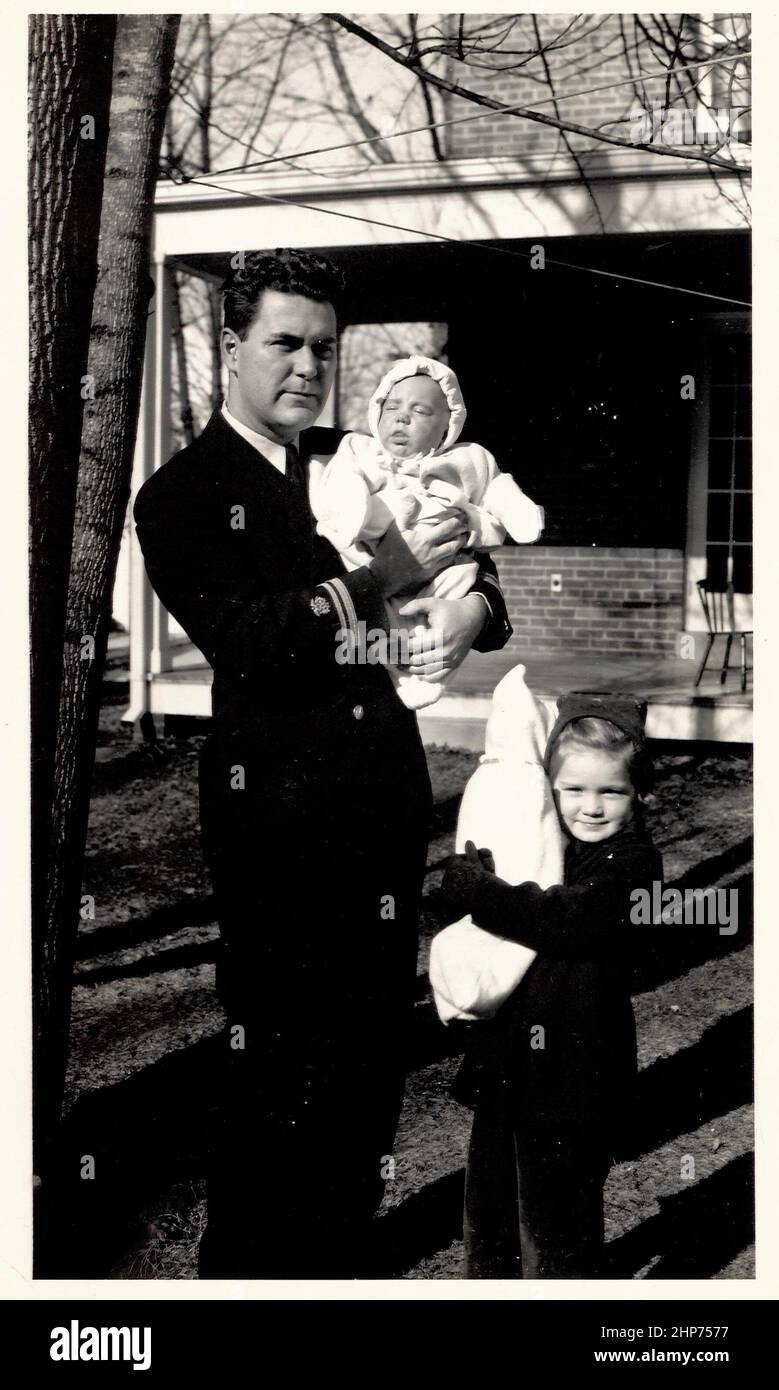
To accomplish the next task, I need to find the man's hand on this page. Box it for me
[369,517,467,599]
[439,841,497,922]
[397,594,487,679]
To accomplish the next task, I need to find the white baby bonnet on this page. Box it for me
[367,355,467,455]
[429,664,565,1022]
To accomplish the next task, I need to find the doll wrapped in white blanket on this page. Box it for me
[429,664,565,1022]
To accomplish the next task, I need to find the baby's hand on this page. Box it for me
[370,517,466,597]
[415,494,466,529]
[395,493,419,529]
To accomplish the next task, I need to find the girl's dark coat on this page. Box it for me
[453,824,663,1130]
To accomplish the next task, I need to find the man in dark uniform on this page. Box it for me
[134,250,512,1278]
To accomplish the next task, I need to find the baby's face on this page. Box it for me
[551,745,635,844]
[378,375,450,459]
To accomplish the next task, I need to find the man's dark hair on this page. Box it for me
[222,249,345,338]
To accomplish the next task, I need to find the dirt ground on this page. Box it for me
[59,675,754,1281]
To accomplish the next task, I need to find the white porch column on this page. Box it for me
[123,254,173,723]
[149,255,173,674]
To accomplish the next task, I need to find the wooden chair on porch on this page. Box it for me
[695,578,752,692]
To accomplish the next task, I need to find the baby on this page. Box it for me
[308,355,544,709]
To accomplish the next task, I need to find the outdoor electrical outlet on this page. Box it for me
[550,573,562,594]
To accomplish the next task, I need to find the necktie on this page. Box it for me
[284,442,306,492]
[285,441,314,545]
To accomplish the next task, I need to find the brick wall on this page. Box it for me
[441,14,749,163]
[495,545,685,656]
[443,14,669,162]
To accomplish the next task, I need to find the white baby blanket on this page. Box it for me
[429,664,565,1022]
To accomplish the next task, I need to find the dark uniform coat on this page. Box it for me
[133,405,512,1276]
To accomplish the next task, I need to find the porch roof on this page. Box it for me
[152,148,751,263]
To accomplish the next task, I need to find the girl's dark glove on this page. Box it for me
[438,840,495,922]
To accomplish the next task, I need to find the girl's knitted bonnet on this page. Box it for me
[544,691,652,796]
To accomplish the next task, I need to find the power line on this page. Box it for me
[193,49,750,181]
[175,172,751,309]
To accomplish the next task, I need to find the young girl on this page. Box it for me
[439,691,663,1279]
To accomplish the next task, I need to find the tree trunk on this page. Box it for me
[193,43,224,410]
[34,13,180,1263]
[29,10,116,1184]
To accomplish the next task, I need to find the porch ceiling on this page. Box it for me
[166,230,750,327]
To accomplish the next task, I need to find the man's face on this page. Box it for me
[551,745,635,844]
[377,374,450,459]
[221,289,337,443]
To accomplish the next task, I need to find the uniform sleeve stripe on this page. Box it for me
[320,581,348,633]
[329,576,359,635]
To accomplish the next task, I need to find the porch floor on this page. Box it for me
[117,635,752,747]
[418,644,752,748]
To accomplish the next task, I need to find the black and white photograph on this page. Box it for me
[17,4,767,1311]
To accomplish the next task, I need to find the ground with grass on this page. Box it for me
[57,676,754,1280]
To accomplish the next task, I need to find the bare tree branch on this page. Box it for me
[530,13,605,234]
[329,14,750,175]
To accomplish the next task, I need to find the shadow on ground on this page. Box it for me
[35,1036,222,1279]
[36,1003,753,1279]
[605,1153,754,1279]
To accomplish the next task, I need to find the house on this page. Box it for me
[121,16,751,742]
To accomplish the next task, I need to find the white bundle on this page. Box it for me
[429,664,564,1022]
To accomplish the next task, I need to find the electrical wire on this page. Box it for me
[191,49,750,181]
[171,171,751,309]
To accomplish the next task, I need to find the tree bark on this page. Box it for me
[33,14,180,1256]
[29,10,116,1181]
[192,43,224,409]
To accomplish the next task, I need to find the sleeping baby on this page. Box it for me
[308,354,544,709]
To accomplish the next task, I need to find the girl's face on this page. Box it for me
[377,375,450,458]
[551,745,635,844]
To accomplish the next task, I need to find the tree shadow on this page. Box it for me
[619,1007,753,1162]
[605,1153,754,1279]
[75,865,749,993]
[75,895,217,962]
[372,1170,466,1278]
[375,1011,753,1278]
[74,936,220,986]
[628,868,753,997]
[404,1003,754,1168]
[35,1035,223,1278]
[37,1008,753,1280]
[45,865,752,1276]
[369,1150,754,1281]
